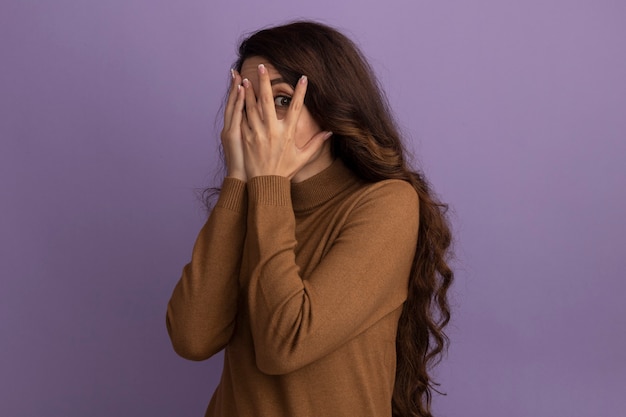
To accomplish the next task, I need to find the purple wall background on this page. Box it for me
[2,0,625,416]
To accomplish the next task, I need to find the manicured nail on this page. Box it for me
[242,78,250,88]
[300,75,307,85]
[230,68,235,79]
[237,84,241,91]
[324,131,333,140]
[258,64,266,74]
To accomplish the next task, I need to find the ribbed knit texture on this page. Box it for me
[167,159,421,417]
[216,177,247,212]
[247,175,292,206]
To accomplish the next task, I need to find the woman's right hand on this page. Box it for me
[220,69,247,181]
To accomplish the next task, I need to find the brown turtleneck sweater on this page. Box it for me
[166,159,420,417]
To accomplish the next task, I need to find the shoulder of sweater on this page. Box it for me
[339,179,420,222]
[352,178,419,206]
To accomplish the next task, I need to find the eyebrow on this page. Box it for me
[270,78,289,86]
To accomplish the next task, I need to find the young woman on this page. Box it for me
[167,21,453,417]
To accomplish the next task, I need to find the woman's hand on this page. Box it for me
[240,64,332,180]
[220,69,247,181]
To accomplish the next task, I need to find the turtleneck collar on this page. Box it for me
[290,158,360,212]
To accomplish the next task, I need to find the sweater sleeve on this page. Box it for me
[244,176,419,375]
[166,177,247,361]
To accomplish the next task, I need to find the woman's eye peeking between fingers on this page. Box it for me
[274,96,292,108]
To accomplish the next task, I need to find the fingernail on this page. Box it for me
[324,131,333,140]
[242,78,250,88]
[258,64,266,74]
[230,68,235,79]
[300,75,307,85]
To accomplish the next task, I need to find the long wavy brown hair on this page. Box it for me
[229,21,453,417]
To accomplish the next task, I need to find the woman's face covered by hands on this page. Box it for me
[237,56,333,182]
[239,56,323,148]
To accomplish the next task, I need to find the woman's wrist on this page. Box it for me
[226,169,247,182]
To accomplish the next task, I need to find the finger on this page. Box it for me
[224,69,242,129]
[229,83,245,130]
[242,78,263,131]
[284,75,308,130]
[257,64,277,128]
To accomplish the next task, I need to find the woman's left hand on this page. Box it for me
[240,64,332,180]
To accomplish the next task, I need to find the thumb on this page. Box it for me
[298,131,333,157]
